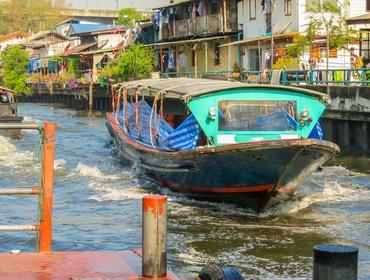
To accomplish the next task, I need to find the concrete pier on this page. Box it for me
[302,85,370,156]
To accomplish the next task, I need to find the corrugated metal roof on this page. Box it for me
[61,41,98,56]
[114,78,329,102]
[153,0,192,9]
[0,31,30,43]
[144,35,233,47]
[347,13,370,25]
[220,32,298,47]
[70,24,123,35]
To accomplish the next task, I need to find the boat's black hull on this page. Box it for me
[106,113,340,212]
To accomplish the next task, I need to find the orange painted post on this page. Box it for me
[142,195,167,279]
[39,122,56,253]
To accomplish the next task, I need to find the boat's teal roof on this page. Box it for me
[115,78,329,103]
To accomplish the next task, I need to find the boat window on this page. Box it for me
[218,100,297,131]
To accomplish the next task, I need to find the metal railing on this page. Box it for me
[159,68,370,86]
[164,14,224,39]
[0,122,56,253]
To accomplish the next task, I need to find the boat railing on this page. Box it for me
[0,122,56,253]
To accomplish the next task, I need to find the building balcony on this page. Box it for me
[159,13,235,41]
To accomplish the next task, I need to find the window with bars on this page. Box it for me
[360,30,370,60]
[284,0,292,15]
[249,0,256,20]
[214,43,220,65]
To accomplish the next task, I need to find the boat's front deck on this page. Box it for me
[0,250,181,279]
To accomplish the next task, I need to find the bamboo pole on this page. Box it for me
[38,122,56,253]
[0,225,38,231]
[0,124,39,130]
[223,0,227,32]
[0,188,39,195]
[194,44,198,79]
[89,81,93,111]
[160,47,164,73]
[176,45,179,77]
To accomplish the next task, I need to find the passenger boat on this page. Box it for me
[106,78,339,212]
[0,86,23,138]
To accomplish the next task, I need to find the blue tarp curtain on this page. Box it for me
[114,100,200,151]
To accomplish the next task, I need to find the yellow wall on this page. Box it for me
[159,38,239,75]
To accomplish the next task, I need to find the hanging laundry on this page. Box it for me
[168,50,175,71]
[197,0,206,16]
[192,2,197,21]
[162,9,169,25]
[264,0,271,13]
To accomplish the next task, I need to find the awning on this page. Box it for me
[60,42,98,56]
[152,0,192,10]
[144,35,235,47]
[219,32,298,47]
[347,13,370,25]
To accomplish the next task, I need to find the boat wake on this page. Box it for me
[268,166,370,215]
[72,163,152,202]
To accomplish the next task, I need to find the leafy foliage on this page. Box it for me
[287,1,356,62]
[0,0,67,35]
[117,7,142,28]
[103,44,155,81]
[272,57,297,70]
[0,46,30,94]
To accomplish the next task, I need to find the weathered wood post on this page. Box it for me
[142,195,167,279]
[89,81,93,111]
[313,244,358,280]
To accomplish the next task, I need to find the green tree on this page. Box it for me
[0,0,67,35]
[0,46,30,94]
[117,7,142,28]
[103,44,155,81]
[287,0,356,64]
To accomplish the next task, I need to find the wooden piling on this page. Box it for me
[89,82,93,111]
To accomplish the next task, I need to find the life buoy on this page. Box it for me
[197,263,244,280]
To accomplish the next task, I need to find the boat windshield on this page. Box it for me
[218,100,297,131]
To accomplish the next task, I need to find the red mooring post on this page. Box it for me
[39,122,56,253]
[142,195,168,279]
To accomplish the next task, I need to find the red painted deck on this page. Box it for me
[0,250,181,280]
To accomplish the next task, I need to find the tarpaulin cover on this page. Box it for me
[309,122,324,140]
[114,100,200,150]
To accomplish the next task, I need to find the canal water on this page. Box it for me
[1,103,370,279]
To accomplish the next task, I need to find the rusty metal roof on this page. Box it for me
[60,41,98,56]
[347,13,370,25]
[115,78,329,102]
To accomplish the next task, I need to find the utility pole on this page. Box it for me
[271,0,274,68]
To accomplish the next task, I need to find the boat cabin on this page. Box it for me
[0,86,17,117]
[112,78,329,150]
